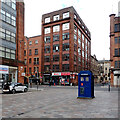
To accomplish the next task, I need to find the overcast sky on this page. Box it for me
[24,0,119,60]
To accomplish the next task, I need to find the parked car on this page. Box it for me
[2,82,28,94]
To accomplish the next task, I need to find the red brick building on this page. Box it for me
[109,2,120,86]
[41,6,91,85]
[24,35,42,83]
[0,0,24,84]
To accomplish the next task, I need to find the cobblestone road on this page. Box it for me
[1,86,119,118]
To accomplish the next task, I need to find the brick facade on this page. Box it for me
[24,35,42,83]
[41,6,91,85]
[109,13,120,86]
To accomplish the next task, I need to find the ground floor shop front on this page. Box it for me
[42,72,78,85]
[0,65,18,87]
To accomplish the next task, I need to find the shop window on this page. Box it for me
[63,43,69,51]
[62,54,69,61]
[53,35,59,42]
[62,33,69,40]
[53,55,59,61]
[53,44,59,52]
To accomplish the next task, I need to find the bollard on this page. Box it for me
[108,82,110,92]
[37,81,38,90]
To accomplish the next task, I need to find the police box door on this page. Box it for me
[80,76,91,97]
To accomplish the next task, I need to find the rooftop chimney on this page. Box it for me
[118,1,120,16]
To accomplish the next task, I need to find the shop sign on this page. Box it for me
[61,72,70,76]
[52,72,61,76]
[0,65,9,74]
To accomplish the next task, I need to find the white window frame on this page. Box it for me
[44,27,50,34]
[62,23,69,30]
[45,17,50,23]
[63,12,69,19]
[53,15,59,21]
[53,25,60,32]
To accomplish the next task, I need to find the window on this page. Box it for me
[53,15,59,21]
[6,13,11,24]
[29,49,32,55]
[12,2,16,10]
[74,14,77,19]
[115,37,118,44]
[82,51,84,57]
[62,23,69,30]
[62,64,69,71]
[34,58,39,65]
[74,34,77,42]
[35,49,38,55]
[78,29,81,37]
[62,54,69,61]
[119,48,120,56]
[24,42,26,46]
[44,65,50,71]
[44,36,50,43]
[45,27,50,34]
[78,48,81,55]
[114,49,118,56]
[29,67,32,74]
[53,65,59,72]
[114,24,120,32]
[53,55,59,61]
[29,41,32,45]
[74,44,77,52]
[53,35,59,42]
[78,38,81,45]
[44,46,50,53]
[53,44,59,52]
[74,24,77,33]
[63,43,69,51]
[24,50,26,56]
[62,33,69,40]
[24,59,27,65]
[63,12,69,19]
[29,58,32,64]
[45,17,50,23]
[53,25,60,32]
[35,40,38,44]
[74,55,77,61]
[34,67,39,74]
[44,56,50,62]
[82,34,84,40]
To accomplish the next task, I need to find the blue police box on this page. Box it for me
[78,71,95,99]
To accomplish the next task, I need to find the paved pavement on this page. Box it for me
[1,85,119,118]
